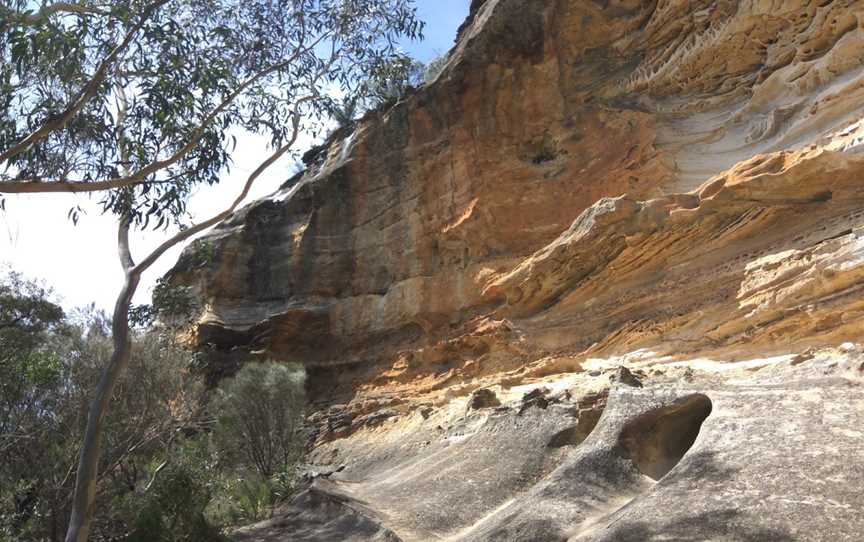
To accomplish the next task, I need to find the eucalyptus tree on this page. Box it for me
[0,271,65,457]
[0,1,423,540]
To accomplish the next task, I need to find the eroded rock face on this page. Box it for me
[167,1,864,540]
[237,353,864,541]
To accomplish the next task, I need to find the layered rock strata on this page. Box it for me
[167,1,864,540]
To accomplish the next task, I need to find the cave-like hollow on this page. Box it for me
[618,394,713,481]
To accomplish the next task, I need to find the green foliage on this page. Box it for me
[200,362,307,525]
[0,270,64,342]
[130,237,213,326]
[423,53,449,83]
[323,51,427,129]
[138,362,308,530]
[20,349,62,386]
[0,0,425,225]
[127,462,224,542]
[270,465,301,502]
[0,272,207,540]
[0,271,66,491]
[1,270,311,538]
[326,94,363,129]
[208,477,274,526]
[189,238,216,268]
[363,54,426,108]
[212,362,306,479]
[129,276,199,327]
[203,462,304,527]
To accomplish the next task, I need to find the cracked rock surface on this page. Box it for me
[166,1,864,540]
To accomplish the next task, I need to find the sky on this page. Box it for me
[0,0,470,311]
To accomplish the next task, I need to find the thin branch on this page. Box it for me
[0,0,170,165]
[0,19,328,196]
[144,460,168,492]
[58,455,78,493]
[20,2,111,24]
[133,108,306,275]
[132,84,325,275]
[132,46,332,275]
[97,424,168,486]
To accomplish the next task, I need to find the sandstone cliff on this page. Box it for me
[168,1,864,540]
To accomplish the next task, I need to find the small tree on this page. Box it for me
[423,52,449,83]
[364,54,426,107]
[0,2,423,540]
[212,362,306,480]
[0,271,65,540]
[0,271,65,417]
[126,461,222,542]
[0,278,209,540]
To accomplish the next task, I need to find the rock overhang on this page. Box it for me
[164,1,864,539]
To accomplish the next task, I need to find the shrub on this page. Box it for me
[205,363,305,526]
[207,476,274,526]
[362,54,425,109]
[0,278,207,540]
[126,462,224,542]
[211,362,306,479]
[423,53,449,83]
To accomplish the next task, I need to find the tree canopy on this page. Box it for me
[0,0,423,226]
[0,2,425,541]
[0,272,210,541]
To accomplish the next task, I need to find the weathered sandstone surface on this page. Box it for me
[168,1,864,540]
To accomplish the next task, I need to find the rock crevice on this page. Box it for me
[167,1,864,540]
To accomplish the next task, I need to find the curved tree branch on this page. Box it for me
[134,109,305,274]
[0,17,326,197]
[0,0,170,165]
[22,2,111,23]
[63,105,306,542]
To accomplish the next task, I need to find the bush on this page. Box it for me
[0,275,207,541]
[126,462,224,542]
[211,362,305,479]
[201,362,306,527]
[366,55,425,106]
[423,53,449,83]
[0,272,309,538]
[207,476,274,526]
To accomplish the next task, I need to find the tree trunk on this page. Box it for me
[64,272,139,542]
[61,96,301,541]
